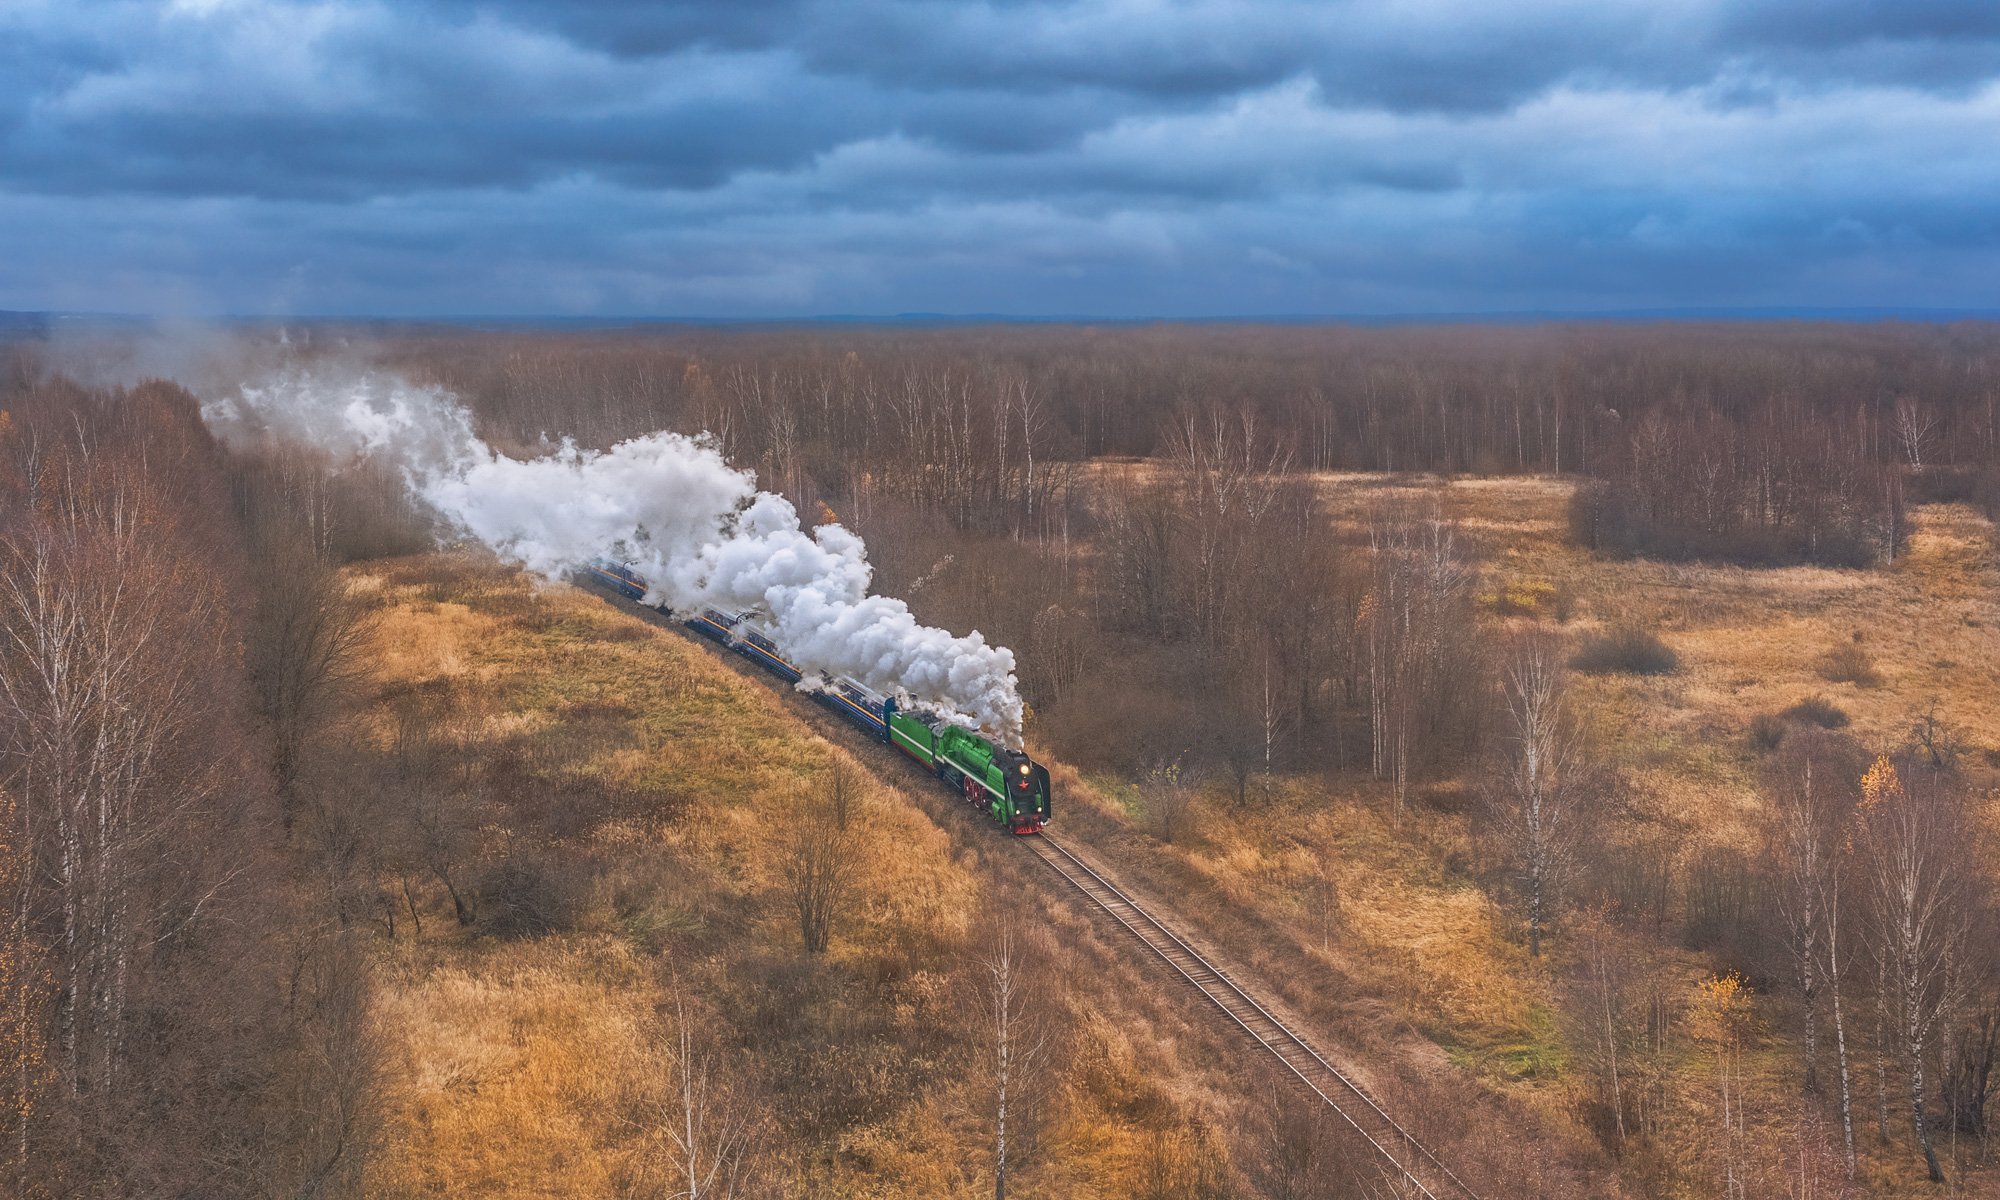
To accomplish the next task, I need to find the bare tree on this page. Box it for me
[978,924,1057,1200]
[0,497,241,1114]
[1822,813,1861,1178]
[1305,839,1344,954]
[780,788,857,956]
[1770,758,1832,1094]
[231,449,373,819]
[1893,397,1938,470]
[1688,973,1752,1200]
[1942,998,1997,1142]
[1135,1120,1233,1200]
[826,760,861,833]
[1763,732,1866,1177]
[1563,908,1636,1149]
[264,918,379,1200]
[1487,635,1597,956]
[0,381,310,1194]
[0,784,50,1194]
[1366,500,1481,814]
[250,532,371,820]
[1250,1076,1342,1200]
[634,989,764,1200]
[388,695,479,926]
[1857,755,1973,1183]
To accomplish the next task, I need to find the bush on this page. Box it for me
[1815,642,1882,688]
[1571,624,1679,676]
[1749,714,1786,752]
[476,853,591,939]
[1549,580,1578,624]
[1780,694,1850,729]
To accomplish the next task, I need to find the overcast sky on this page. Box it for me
[1,0,1996,317]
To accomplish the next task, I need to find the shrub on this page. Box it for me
[476,853,591,939]
[1549,580,1578,624]
[1780,694,1850,729]
[1815,642,1882,688]
[1571,624,1679,676]
[1749,714,1786,752]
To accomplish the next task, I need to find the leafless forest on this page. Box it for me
[1,320,1997,1197]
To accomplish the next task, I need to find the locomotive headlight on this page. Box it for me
[1019,764,1031,775]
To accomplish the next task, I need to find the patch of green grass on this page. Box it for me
[1082,772,1143,820]
[1441,1002,1567,1085]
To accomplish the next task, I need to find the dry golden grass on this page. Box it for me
[368,938,656,1198]
[1315,476,2000,847]
[352,555,1205,1199]
[350,476,1998,1197]
[353,560,985,1197]
[1056,472,1999,1196]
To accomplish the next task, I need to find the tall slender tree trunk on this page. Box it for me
[1527,859,1544,958]
[1801,950,1820,1094]
[1829,946,1856,1176]
[1596,950,1625,1145]
[1908,1018,1944,1182]
[1876,964,1892,1141]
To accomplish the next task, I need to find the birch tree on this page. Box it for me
[1771,758,1834,1094]
[0,486,238,1109]
[637,991,763,1200]
[1688,973,1752,1200]
[979,924,1057,1200]
[1765,732,1866,1175]
[0,784,50,1193]
[1856,755,1972,1183]
[1488,634,1597,956]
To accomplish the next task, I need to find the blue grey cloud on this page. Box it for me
[0,0,1995,316]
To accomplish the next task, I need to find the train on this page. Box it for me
[584,560,1053,834]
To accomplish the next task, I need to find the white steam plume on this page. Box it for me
[203,367,1024,743]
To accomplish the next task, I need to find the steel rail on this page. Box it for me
[576,576,1480,1197]
[1025,834,1483,1200]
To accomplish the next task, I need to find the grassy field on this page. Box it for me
[348,475,1996,1197]
[351,555,1270,1198]
[1043,474,1999,1197]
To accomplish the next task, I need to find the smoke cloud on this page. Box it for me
[202,366,1025,742]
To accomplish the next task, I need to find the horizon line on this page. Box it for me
[7,304,2000,329]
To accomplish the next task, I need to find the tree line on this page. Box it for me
[381,320,2000,551]
[0,375,376,1195]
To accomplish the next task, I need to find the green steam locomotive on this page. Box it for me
[588,560,1052,834]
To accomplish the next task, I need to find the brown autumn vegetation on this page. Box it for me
[1,321,1997,1197]
[0,373,373,1196]
[350,552,1388,1197]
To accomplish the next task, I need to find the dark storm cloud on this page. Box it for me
[0,0,1995,316]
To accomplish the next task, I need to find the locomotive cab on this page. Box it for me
[994,747,1053,834]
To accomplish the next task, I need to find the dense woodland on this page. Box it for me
[0,322,1996,1196]
[0,376,372,1195]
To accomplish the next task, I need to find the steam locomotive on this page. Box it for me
[585,560,1052,834]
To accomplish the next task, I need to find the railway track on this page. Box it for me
[578,578,1478,1197]
[1024,833,1482,1200]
